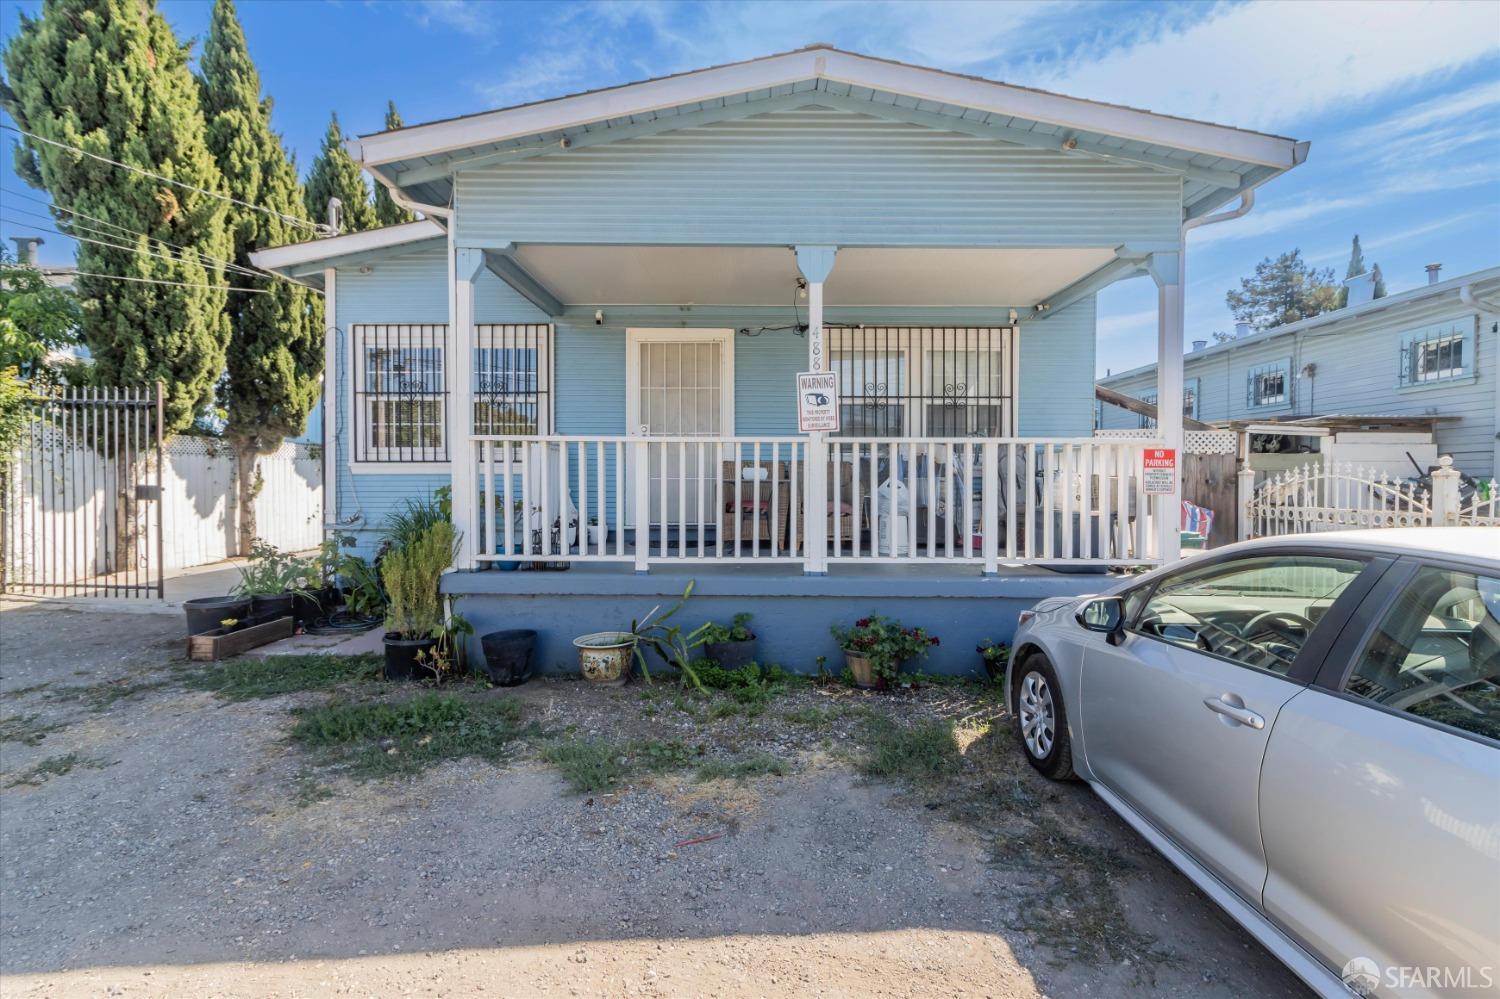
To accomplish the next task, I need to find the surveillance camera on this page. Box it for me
[594,309,605,326]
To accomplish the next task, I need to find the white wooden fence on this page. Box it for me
[158,437,322,569]
[5,434,321,588]
[1241,455,1499,538]
[470,434,1166,571]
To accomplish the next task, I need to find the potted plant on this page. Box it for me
[976,639,1010,681]
[587,516,605,549]
[573,630,636,687]
[183,594,252,637]
[232,540,300,621]
[573,582,708,689]
[832,615,940,690]
[700,612,756,670]
[380,520,460,681]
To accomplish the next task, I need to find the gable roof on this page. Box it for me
[350,45,1307,216]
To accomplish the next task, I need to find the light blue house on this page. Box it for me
[253,46,1307,673]
[1098,263,1500,479]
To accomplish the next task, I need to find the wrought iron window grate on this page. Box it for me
[824,327,1014,437]
[353,324,450,463]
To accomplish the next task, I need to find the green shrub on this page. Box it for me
[381,521,458,639]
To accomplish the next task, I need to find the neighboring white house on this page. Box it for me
[1098,263,1500,478]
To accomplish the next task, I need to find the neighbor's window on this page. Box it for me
[1138,391,1158,429]
[354,324,449,462]
[1344,566,1500,742]
[1247,361,1290,409]
[1183,378,1200,420]
[1400,321,1470,387]
[474,324,551,436]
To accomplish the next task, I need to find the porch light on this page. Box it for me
[796,277,808,301]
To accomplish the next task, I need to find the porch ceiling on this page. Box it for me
[511,244,1116,308]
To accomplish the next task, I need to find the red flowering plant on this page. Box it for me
[832,614,941,682]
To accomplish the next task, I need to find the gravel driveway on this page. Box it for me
[0,604,1308,997]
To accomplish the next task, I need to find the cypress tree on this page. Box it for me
[1372,263,1387,300]
[199,0,323,553]
[303,112,376,233]
[372,100,415,227]
[2,0,232,432]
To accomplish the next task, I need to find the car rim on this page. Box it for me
[1019,671,1055,759]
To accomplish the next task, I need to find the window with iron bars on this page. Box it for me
[475,324,551,436]
[353,324,449,462]
[825,327,1014,437]
[351,324,552,463]
[1399,324,1467,386]
[1247,360,1290,409]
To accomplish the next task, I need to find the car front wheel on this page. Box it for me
[1012,653,1076,780]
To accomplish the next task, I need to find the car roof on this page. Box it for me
[1217,528,1500,569]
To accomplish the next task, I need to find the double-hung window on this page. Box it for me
[354,324,448,463]
[1246,359,1291,410]
[1138,391,1158,429]
[475,324,551,436]
[1399,320,1472,387]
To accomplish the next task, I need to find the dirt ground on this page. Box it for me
[0,604,1309,998]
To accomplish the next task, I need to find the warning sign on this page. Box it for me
[797,371,840,433]
[1143,448,1177,495]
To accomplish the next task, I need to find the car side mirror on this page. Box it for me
[1076,595,1127,646]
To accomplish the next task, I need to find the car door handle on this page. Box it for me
[1203,696,1265,729]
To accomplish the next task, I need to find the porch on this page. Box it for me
[462,434,1166,573]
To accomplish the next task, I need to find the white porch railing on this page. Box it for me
[469,435,1165,571]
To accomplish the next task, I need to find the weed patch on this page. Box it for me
[696,752,788,782]
[0,713,65,745]
[5,752,108,787]
[540,739,623,793]
[859,717,960,783]
[189,655,381,701]
[288,694,524,779]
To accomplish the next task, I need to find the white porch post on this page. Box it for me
[1148,250,1184,563]
[796,245,837,575]
[451,245,485,569]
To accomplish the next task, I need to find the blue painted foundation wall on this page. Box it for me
[445,569,1106,678]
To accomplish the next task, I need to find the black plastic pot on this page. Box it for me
[705,638,756,671]
[384,633,438,681]
[290,586,336,626]
[480,629,536,686]
[251,592,295,622]
[183,595,252,637]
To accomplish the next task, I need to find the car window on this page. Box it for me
[1344,565,1500,742]
[1134,554,1365,676]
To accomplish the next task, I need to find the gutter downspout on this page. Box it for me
[345,138,453,222]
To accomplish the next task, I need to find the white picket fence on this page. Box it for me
[1242,455,1499,538]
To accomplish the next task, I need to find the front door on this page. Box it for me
[625,329,734,529]
[1080,552,1371,904]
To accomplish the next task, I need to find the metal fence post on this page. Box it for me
[1430,456,1461,527]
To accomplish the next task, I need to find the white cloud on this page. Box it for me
[1036,0,1500,131]
[411,0,497,42]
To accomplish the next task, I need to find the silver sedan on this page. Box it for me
[1007,528,1500,998]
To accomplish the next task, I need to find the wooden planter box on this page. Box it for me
[187,616,294,661]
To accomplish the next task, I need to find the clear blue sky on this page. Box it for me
[3,0,1497,375]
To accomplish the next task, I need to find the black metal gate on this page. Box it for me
[1,385,165,599]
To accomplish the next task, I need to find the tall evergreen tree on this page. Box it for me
[2,0,232,432]
[303,112,376,233]
[1226,250,1342,330]
[199,0,323,552]
[1372,263,1387,299]
[1339,235,1367,307]
[372,100,415,227]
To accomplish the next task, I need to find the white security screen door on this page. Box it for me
[625,329,734,528]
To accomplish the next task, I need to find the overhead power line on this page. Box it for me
[3,206,267,280]
[2,123,329,236]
